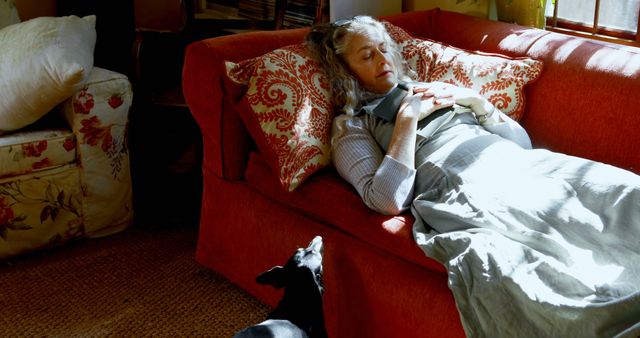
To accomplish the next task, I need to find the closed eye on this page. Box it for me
[362,44,389,61]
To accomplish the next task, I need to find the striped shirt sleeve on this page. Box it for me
[331,116,416,215]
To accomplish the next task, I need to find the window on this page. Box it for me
[545,0,640,46]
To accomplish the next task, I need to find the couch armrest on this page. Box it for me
[59,67,134,237]
[182,28,308,181]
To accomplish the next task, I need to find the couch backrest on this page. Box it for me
[423,9,640,174]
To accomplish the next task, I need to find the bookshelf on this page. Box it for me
[282,0,326,28]
[194,0,326,31]
[194,0,402,31]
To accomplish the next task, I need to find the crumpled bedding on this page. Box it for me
[416,228,640,338]
[410,128,640,337]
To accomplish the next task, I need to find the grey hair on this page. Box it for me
[305,16,412,116]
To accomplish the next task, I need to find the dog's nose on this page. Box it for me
[309,236,323,253]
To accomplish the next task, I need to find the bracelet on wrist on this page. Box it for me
[477,106,497,124]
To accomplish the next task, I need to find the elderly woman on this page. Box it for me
[305,15,640,337]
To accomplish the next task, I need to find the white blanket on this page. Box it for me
[407,119,640,337]
[416,228,640,337]
[340,106,640,337]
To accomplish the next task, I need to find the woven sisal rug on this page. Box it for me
[0,222,270,337]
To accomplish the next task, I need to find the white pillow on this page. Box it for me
[0,0,21,29]
[0,15,96,133]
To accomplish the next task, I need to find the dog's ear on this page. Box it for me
[256,266,287,289]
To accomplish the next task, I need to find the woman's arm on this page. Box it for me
[386,91,421,168]
[332,116,416,215]
[415,82,532,149]
[332,88,449,215]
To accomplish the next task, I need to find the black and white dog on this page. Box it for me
[234,236,327,338]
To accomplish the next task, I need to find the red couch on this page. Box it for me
[183,9,640,337]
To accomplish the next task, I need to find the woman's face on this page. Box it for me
[341,30,397,94]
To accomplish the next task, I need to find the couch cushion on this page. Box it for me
[0,14,96,133]
[226,44,333,192]
[0,128,76,179]
[384,21,543,121]
[244,151,447,275]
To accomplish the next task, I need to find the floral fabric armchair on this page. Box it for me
[0,67,134,260]
[0,1,134,260]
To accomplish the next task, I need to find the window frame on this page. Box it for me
[545,0,640,47]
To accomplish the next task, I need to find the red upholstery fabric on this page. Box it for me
[196,172,463,338]
[183,8,640,338]
[379,9,438,38]
[245,152,447,275]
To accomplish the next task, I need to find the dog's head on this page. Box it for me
[253,236,327,338]
[256,236,324,295]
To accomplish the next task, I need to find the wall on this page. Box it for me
[14,0,57,19]
[330,0,402,21]
[403,0,492,18]
[13,0,134,77]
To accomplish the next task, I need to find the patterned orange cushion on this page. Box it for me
[226,44,333,192]
[384,21,543,121]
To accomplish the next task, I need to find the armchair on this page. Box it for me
[0,1,133,260]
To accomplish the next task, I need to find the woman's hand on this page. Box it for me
[413,82,494,117]
[397,84,455,121]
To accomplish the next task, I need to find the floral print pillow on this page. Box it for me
[384,21,543,121]
[226,44,333,192]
